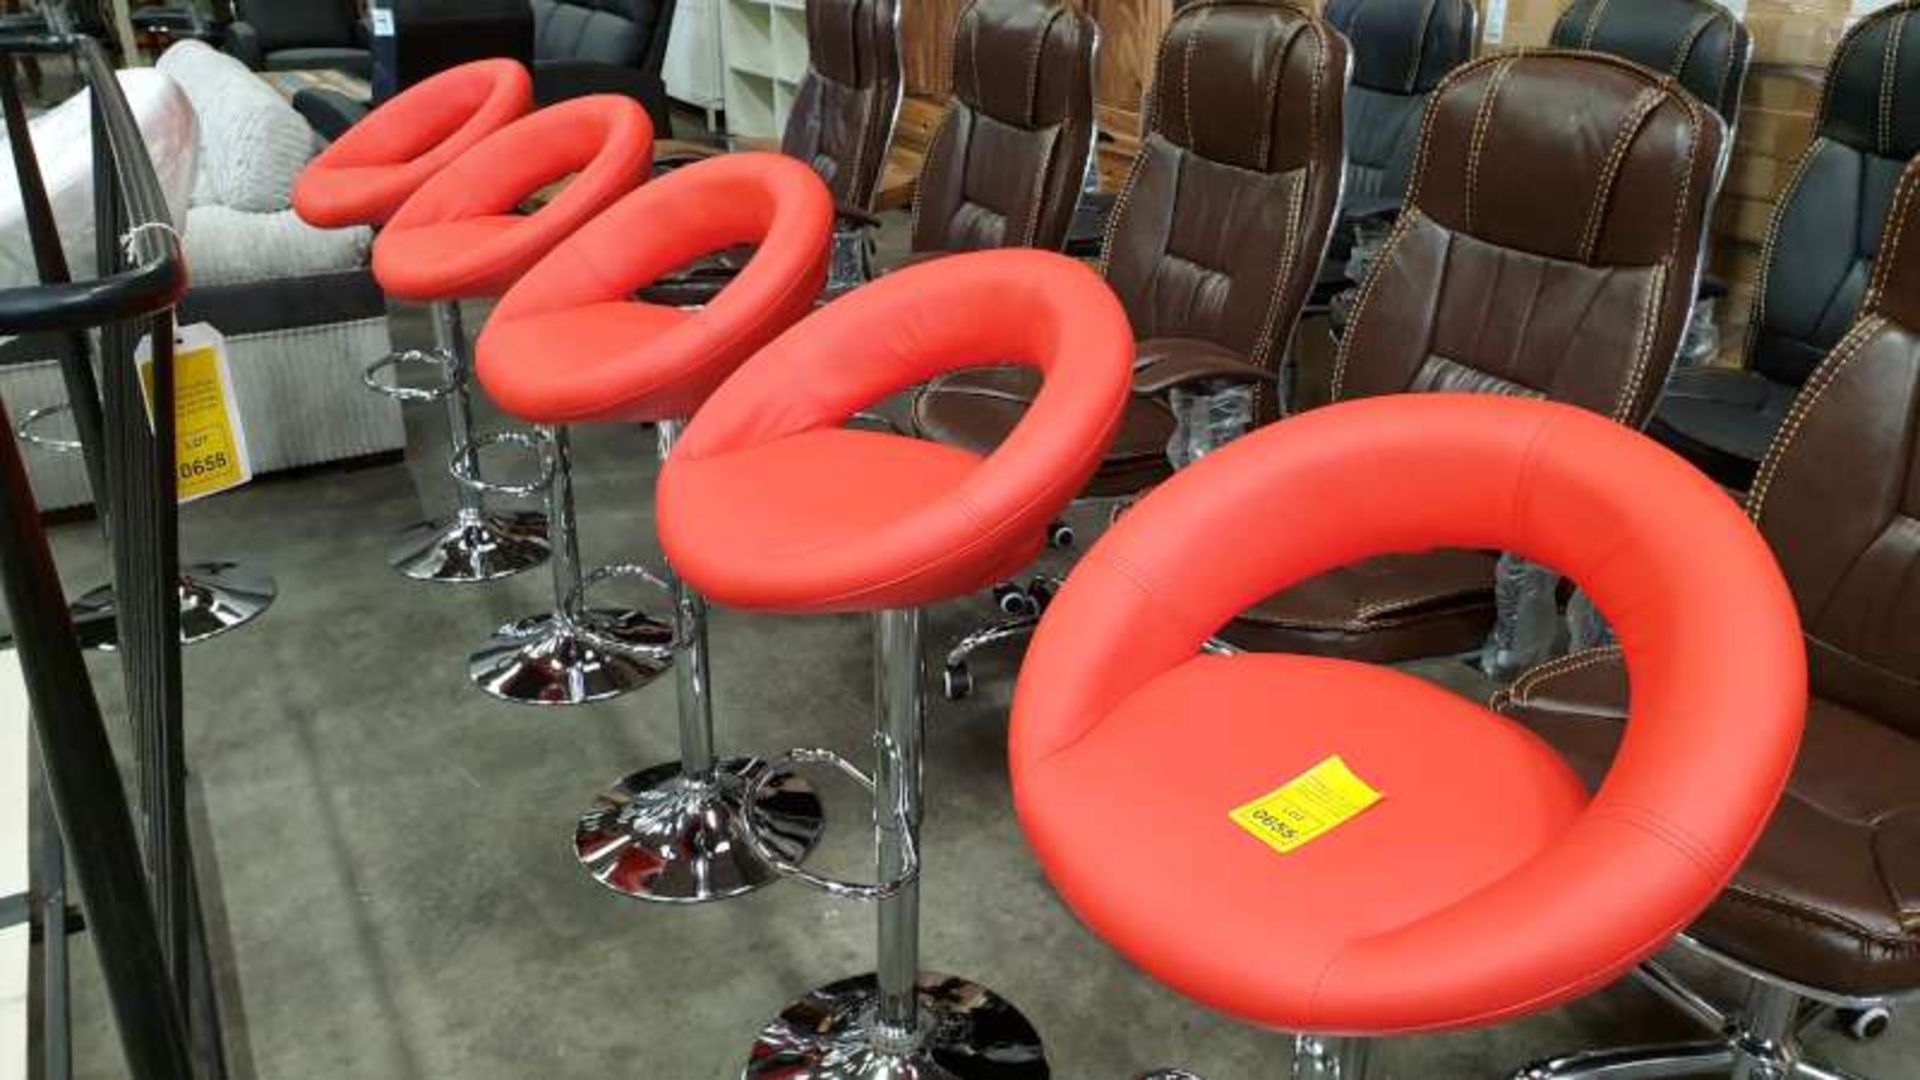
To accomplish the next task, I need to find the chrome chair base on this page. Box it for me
[743,971,1048,1080]
[468,609,672,706]
[387,510,549,583]
[1515,963,1875,1080]
[70,560,277,651]
[1515,1042,1866,1080]
[575,758,824,904]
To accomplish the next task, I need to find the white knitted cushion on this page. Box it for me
[156,40,317,213]
[184,204,372,287]
[0,68,198,290]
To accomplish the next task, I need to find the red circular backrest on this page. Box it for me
[292,59,532,229]
[1012,394,1806,1025]
[372,95,655,302]
[479,152,834,424]
[659,249,1135,610]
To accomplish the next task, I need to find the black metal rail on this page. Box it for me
[0,13,212,1080]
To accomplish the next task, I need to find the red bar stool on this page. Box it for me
[293,59,541,584]
[474,152,833,895]
[369,94,654,609]
[657,249,1134,1077]
[1008,395,1808,1079]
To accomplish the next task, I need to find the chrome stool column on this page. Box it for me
[575,420,824,902]
[15,404,277,648]
[372,301,549,583]
[467,422,673,705]
[742,607,1047,1079]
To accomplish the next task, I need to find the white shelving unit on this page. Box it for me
[665,0,728,131]
[722,0,810,139]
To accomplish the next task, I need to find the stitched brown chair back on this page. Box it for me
[1550,0,1750,122]
[1333,50,1724,427]
[782,0,903,212]
[1100,0,1348,415]
[1747,155,1920,741]
[909,0,1097,254]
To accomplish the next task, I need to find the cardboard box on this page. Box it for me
[1480,0,1562,49]
[1736,105,1818,160]
[1747,10,1850,67]
[1744,67,1826,114]
[1717,194,1781,245]
[1725,152,1799,201]
[1711,240,1768,288]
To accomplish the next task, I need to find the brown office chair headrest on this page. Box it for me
[949,0,1096,130]
[1145,0,1339,175]
[807,0,896,89]
[1410,49,1724,268]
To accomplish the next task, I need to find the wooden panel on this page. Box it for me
[905,0,968,95]
[1088,0,1171,124]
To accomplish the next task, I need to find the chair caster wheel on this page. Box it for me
[1048,522,1076,549]
[1841,1006,1892,1041]
[994,584,1036,617]
[943,664,974,701]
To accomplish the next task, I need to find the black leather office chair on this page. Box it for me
[532,0,676,135]
[1550,0,1750,123]
[1326,0,1477,209]
[293,0,536,141]
[225,0,371,77]
[1648,0,1920,490]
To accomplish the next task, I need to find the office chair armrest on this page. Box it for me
[223,19,264,69]
[1132,338,1275,395]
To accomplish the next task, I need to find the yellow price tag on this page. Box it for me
[1229,756,1385,856]
[138,324,253,504]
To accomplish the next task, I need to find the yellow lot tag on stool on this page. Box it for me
[138,324,253,504]
[1229,756,1385,855]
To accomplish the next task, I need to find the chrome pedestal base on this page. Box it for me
[575,758,824,903]
[468,610,672,706]
[387,510,549,583]
[71,561,277,651]
[1515,964,1871,1080]
[744,972,1048,1080]
[1516,1041,1864,1080]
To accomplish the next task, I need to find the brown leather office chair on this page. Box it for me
[645,0,900,304]
[1222,50,1725,663]
[782,0,902,214]
[913,0,1348,696]
[905,0,1096,258]
[1498,150,1920,1080]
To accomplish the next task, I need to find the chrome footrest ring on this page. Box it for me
[563,563,680,656]
[448,429,555,499]
[741,736,919,901]
[363,348,457,403]
[16,403,82,453]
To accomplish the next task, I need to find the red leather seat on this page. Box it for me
[477,152,833,425]
[372,95,655,303]
[658,249,1134,614]
[292,59,533,229]
[1011,395,1806,1036]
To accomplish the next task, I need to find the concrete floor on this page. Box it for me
[28,279,1919,1080]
